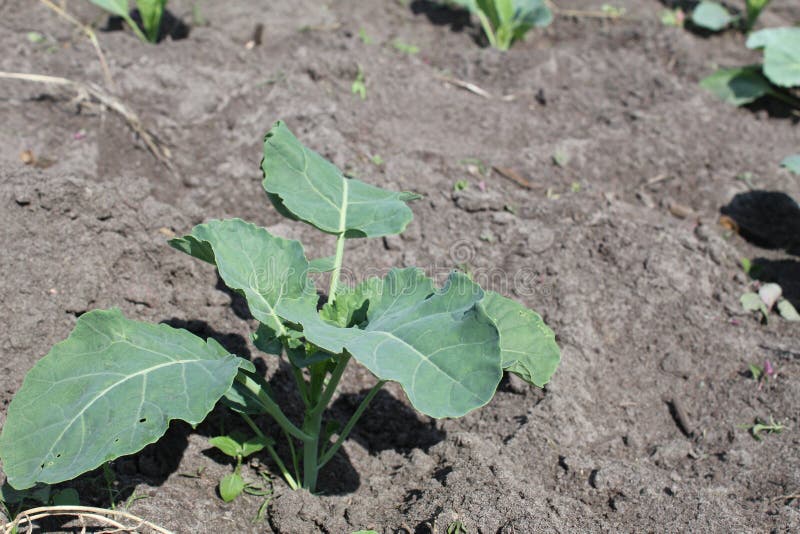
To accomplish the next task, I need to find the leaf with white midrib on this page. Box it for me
[0,309,242,489]
[277,269,503,418]
[261,121,420,238]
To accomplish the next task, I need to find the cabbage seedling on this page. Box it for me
[89,0,167,43]
[447,0,552,50]
[0,121,560,494]
[691,0,771,33]
[700,27,800,108]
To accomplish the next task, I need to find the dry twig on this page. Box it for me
[0,71,172,167]
[2,505,172,534]
[39,0,116,90]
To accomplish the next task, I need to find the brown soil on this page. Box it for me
[1,0,799,532]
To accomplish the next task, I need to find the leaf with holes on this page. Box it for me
[0,309,242,489]
[261,121,420,238]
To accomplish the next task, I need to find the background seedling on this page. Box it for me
[701,27,800,110]
[447,0,553,50]
[691,0,772,33]
[0,121,560,496]
[89,1,167,44]
[358,28,372,44]
[781,154,800,175]
[740,416,784,440]
[392,39,419,55]
[352,66,367,100]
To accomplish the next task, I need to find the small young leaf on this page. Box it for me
[210,432,273,459]
[781,154,800,175]
[0,309,242,490]
[209,435,243,459]
[691,1,735,32]
[741,292,768,321]
[481,291,560,387]
[219,472,246,502]
[261,121,420,238]
[700,66,773,106]
[777,299,800,321]
[52,488,80,506]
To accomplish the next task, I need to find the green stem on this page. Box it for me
[235,372,311,442]
[299,355,351,491]
[121,13,150,43]
[301,409,323,491]
[311,355,351,418]
[283,428,301,486]
[475,10,498,49]
[318,380,385,468]
[292,366,310,407]
[241,413,299,490]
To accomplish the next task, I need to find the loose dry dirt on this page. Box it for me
[1,0,799,532]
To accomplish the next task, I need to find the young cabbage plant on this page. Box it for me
[691,0,771,33]
[0,121,560,494]
[701,27,800,109]
[447,0,552,50]
[89,0,167,43]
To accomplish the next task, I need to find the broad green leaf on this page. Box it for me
[746,27,798,49]
[0,309,241,489]
[761,31,800,87]
[89,0,129,17]
[279,269,503,418]
[741,291,768,320]
[170,219,313,335]
[481,291,560,387]
[261,121,420,238]
[700,66,773,106]
[691,1,735,32]
[309,255,337,273]
[219,472,245,502]
[781,154,800,175]
[135,0,166,42]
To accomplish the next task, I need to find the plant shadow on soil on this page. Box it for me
[721,190,800,306]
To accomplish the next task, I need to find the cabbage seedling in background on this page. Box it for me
[691,0,771,33]
[0,121,560,494]
[447,0,552,50]
[700,27,800,109]
[90,0,167,43]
